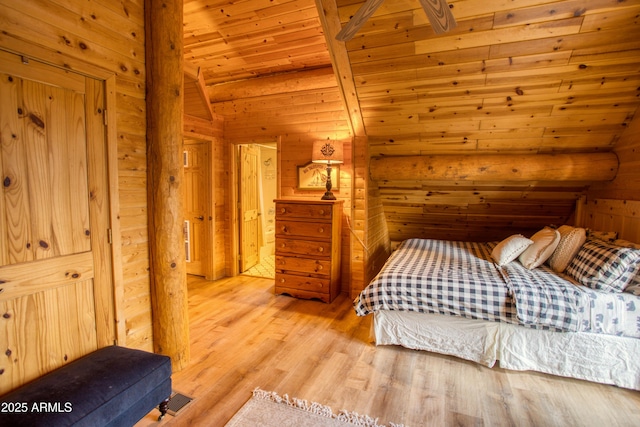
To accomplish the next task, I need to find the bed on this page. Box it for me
[354,230,640,390]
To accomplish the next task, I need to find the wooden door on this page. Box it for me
[183,138,211,277]
[0,51,114,394]
[239,145,260,272]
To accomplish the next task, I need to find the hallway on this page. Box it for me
[241,254,275,279]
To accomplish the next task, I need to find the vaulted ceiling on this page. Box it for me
[183,0,640,242]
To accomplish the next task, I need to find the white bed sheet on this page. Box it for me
[373,310,640,390]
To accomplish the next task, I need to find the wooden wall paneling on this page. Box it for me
[588,110,640,202]
[221,91,351,144]
[184,115,223,139]
[0,3,145,79]
[578,199,640,244]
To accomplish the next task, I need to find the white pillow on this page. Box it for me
[518,227,560,269]
[491,234,533,266]
[547,225,587,273]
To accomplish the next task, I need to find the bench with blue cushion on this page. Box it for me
[0,345,172,426]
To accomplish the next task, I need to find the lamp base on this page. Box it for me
[321,191,336,200]
[319,164,337,201]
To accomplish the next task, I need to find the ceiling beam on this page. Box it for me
[184,61,217,121]
[315,0,366,137]
[207,67,338,103]
[370,152,619,182]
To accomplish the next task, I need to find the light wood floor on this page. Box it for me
[137,275,640,427]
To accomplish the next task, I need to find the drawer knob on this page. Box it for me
[318,247,324,253]
[318,227,324,233]
[319,209,325,215]
[281,243,286,248]
[281,226,288,233]
[281,208,286,214]
[280,278,286,283]
[316,265,323,271]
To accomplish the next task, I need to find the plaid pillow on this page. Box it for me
[614,239,640,296]
[625,275,640,296]
[566,238,640,292]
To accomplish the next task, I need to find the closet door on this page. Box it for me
[239,144,260,272]
[0,51,114,394]
[183,137,212,277]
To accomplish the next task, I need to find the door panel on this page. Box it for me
[183,138,211,276]
[239,145,260,272]
[0,51,113,394]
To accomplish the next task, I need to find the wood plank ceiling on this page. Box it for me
[183,0,640,242]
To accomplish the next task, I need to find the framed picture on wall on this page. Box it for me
[297,161,339,190]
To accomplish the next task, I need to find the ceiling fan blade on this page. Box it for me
[335,0,386,42]
[418,0,457,34]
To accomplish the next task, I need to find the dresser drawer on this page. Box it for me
[275,273,330,294]
[276,202,333,220]
[275,238,331,257]
[275,256,331,276]
[276,220,331,239]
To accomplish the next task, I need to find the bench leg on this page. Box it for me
[158,398,170,421]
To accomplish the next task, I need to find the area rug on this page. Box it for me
[225,388,404,427]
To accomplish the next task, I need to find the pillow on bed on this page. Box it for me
[566,238,640,292]
[613,239,640,250]
[491,234,533,266]
[518,227,561,269]
[586,229,618,243]
[547,225,587,273]
[613,239,640,296]
[625,276,640,296]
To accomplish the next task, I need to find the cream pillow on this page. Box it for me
[547,225,587,273]
[519,227,561,269]
[491,234,533,266]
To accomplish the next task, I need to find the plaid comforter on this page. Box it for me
[354,238,584,332]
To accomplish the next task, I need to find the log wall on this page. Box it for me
[0,0,154,354]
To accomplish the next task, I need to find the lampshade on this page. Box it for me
[311,140,343,164]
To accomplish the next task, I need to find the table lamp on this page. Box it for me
[311,139,343,200]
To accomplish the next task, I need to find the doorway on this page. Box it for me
[237,143,277,278]
[183,137,214,278]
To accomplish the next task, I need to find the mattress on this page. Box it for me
[373,310,640,390]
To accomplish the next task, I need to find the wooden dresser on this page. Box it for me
[274,199,343,303]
